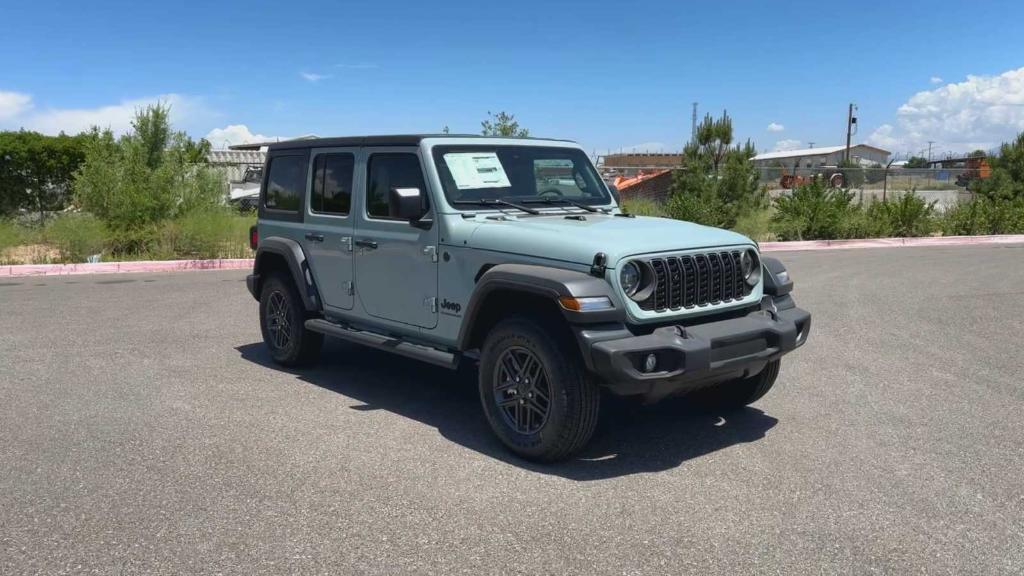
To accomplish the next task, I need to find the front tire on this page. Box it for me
[478,317,600,462]
[259,273,323,367]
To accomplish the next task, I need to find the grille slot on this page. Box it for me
[637,250,752,312]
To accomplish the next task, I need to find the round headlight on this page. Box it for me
[740,249,761,286]
[620,261,641,296]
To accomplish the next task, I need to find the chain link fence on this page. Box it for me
[602,165,980,211]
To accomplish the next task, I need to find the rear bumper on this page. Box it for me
[246,274,259,300]
[580,304,810,400]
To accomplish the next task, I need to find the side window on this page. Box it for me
[366,153,427,219]
[264,155,305,212]
[311,153,354,215]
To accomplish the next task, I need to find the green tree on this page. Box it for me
[481,111,529,137]
[666,111,764,228]
[74,103,223,252]
[905,156,930,169]
[975,132,1024,201]
[0,131,89,220]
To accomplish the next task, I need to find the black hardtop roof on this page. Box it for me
[266,134,575,151]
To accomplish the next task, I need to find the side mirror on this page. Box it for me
[389,187,427,222]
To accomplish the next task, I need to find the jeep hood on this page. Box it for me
[464,214,754,266]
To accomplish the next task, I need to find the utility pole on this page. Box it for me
[691,102,698,144]
[808,141,815,149]
[927,141,934,162]
[844,103,857,162]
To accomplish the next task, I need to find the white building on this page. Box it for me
[752,144,890,168]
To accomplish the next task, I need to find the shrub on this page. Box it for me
[942,197,1024,235]
[666,187,730,228]
[771,178,855,240]
[158,210,255,259]
[620,198,667,217]
[732,208,774,241]
[838,201,892,239]
[876,191,937,237]
[44,214,107,262]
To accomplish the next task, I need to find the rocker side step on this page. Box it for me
[304,319,458,370]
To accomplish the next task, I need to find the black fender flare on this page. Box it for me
[250,236,321,312]
[456,263,622,351]
[761,256,793,297]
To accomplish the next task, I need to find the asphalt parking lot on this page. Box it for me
[2,244,1023,575]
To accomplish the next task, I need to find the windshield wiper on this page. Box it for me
[452,198,541,215]
[523,197,610,214]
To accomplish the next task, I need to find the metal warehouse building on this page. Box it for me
[752,144,890,168]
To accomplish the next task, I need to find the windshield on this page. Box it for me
[431,145,612,209]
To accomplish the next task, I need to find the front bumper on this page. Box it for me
[582,305,810,400]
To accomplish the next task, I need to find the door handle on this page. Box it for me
[304,232,325,242]
[355,239,378,249]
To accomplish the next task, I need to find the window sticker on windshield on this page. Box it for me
[443,152,512,189]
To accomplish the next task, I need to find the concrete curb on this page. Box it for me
[759,234,1024,252]
[3,235,1023,277]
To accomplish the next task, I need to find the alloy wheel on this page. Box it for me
[493,346,552,435]
[266,290,292,351]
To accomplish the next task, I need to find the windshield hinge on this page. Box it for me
[426,296,438,313]
[423,245,438,262]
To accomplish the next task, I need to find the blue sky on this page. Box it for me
[2,0,1023,158]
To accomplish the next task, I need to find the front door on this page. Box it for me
[354,148,438,329]
[302,148,358,312]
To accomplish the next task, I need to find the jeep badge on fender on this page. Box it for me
[245,135,811,462]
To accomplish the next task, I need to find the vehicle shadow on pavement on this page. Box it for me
[236,341,778,481]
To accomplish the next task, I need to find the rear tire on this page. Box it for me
[478,317,600,462]
[699,360,780,410]
[259,273,323,367]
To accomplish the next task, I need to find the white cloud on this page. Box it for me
[0,92,213,136]
[205,124,283,149]
[929,76,943,84]
[772,139,802,152]
[866,123,900,149]
[767,122,785,132]
[867,66,1024,154]
[300,72,331,82]
[0,90,33,120]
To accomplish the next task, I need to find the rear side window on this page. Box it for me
[366,153,427,219]
[264,155,305,212]
[311,153,354,215]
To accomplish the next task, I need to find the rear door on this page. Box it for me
[303,148,358,312]
[354,148,439,329]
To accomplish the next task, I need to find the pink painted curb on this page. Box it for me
[0,258,253,278]
[2,235,1023,277]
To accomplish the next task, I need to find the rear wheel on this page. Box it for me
[699,360,780,410]
[259,273,322,367]
[478,317,600,462]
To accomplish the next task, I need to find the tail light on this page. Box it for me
[249,225,258,250]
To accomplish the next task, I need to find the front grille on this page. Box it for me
[638,251,751,312]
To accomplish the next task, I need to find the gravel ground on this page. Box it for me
[1,244,1022,575]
